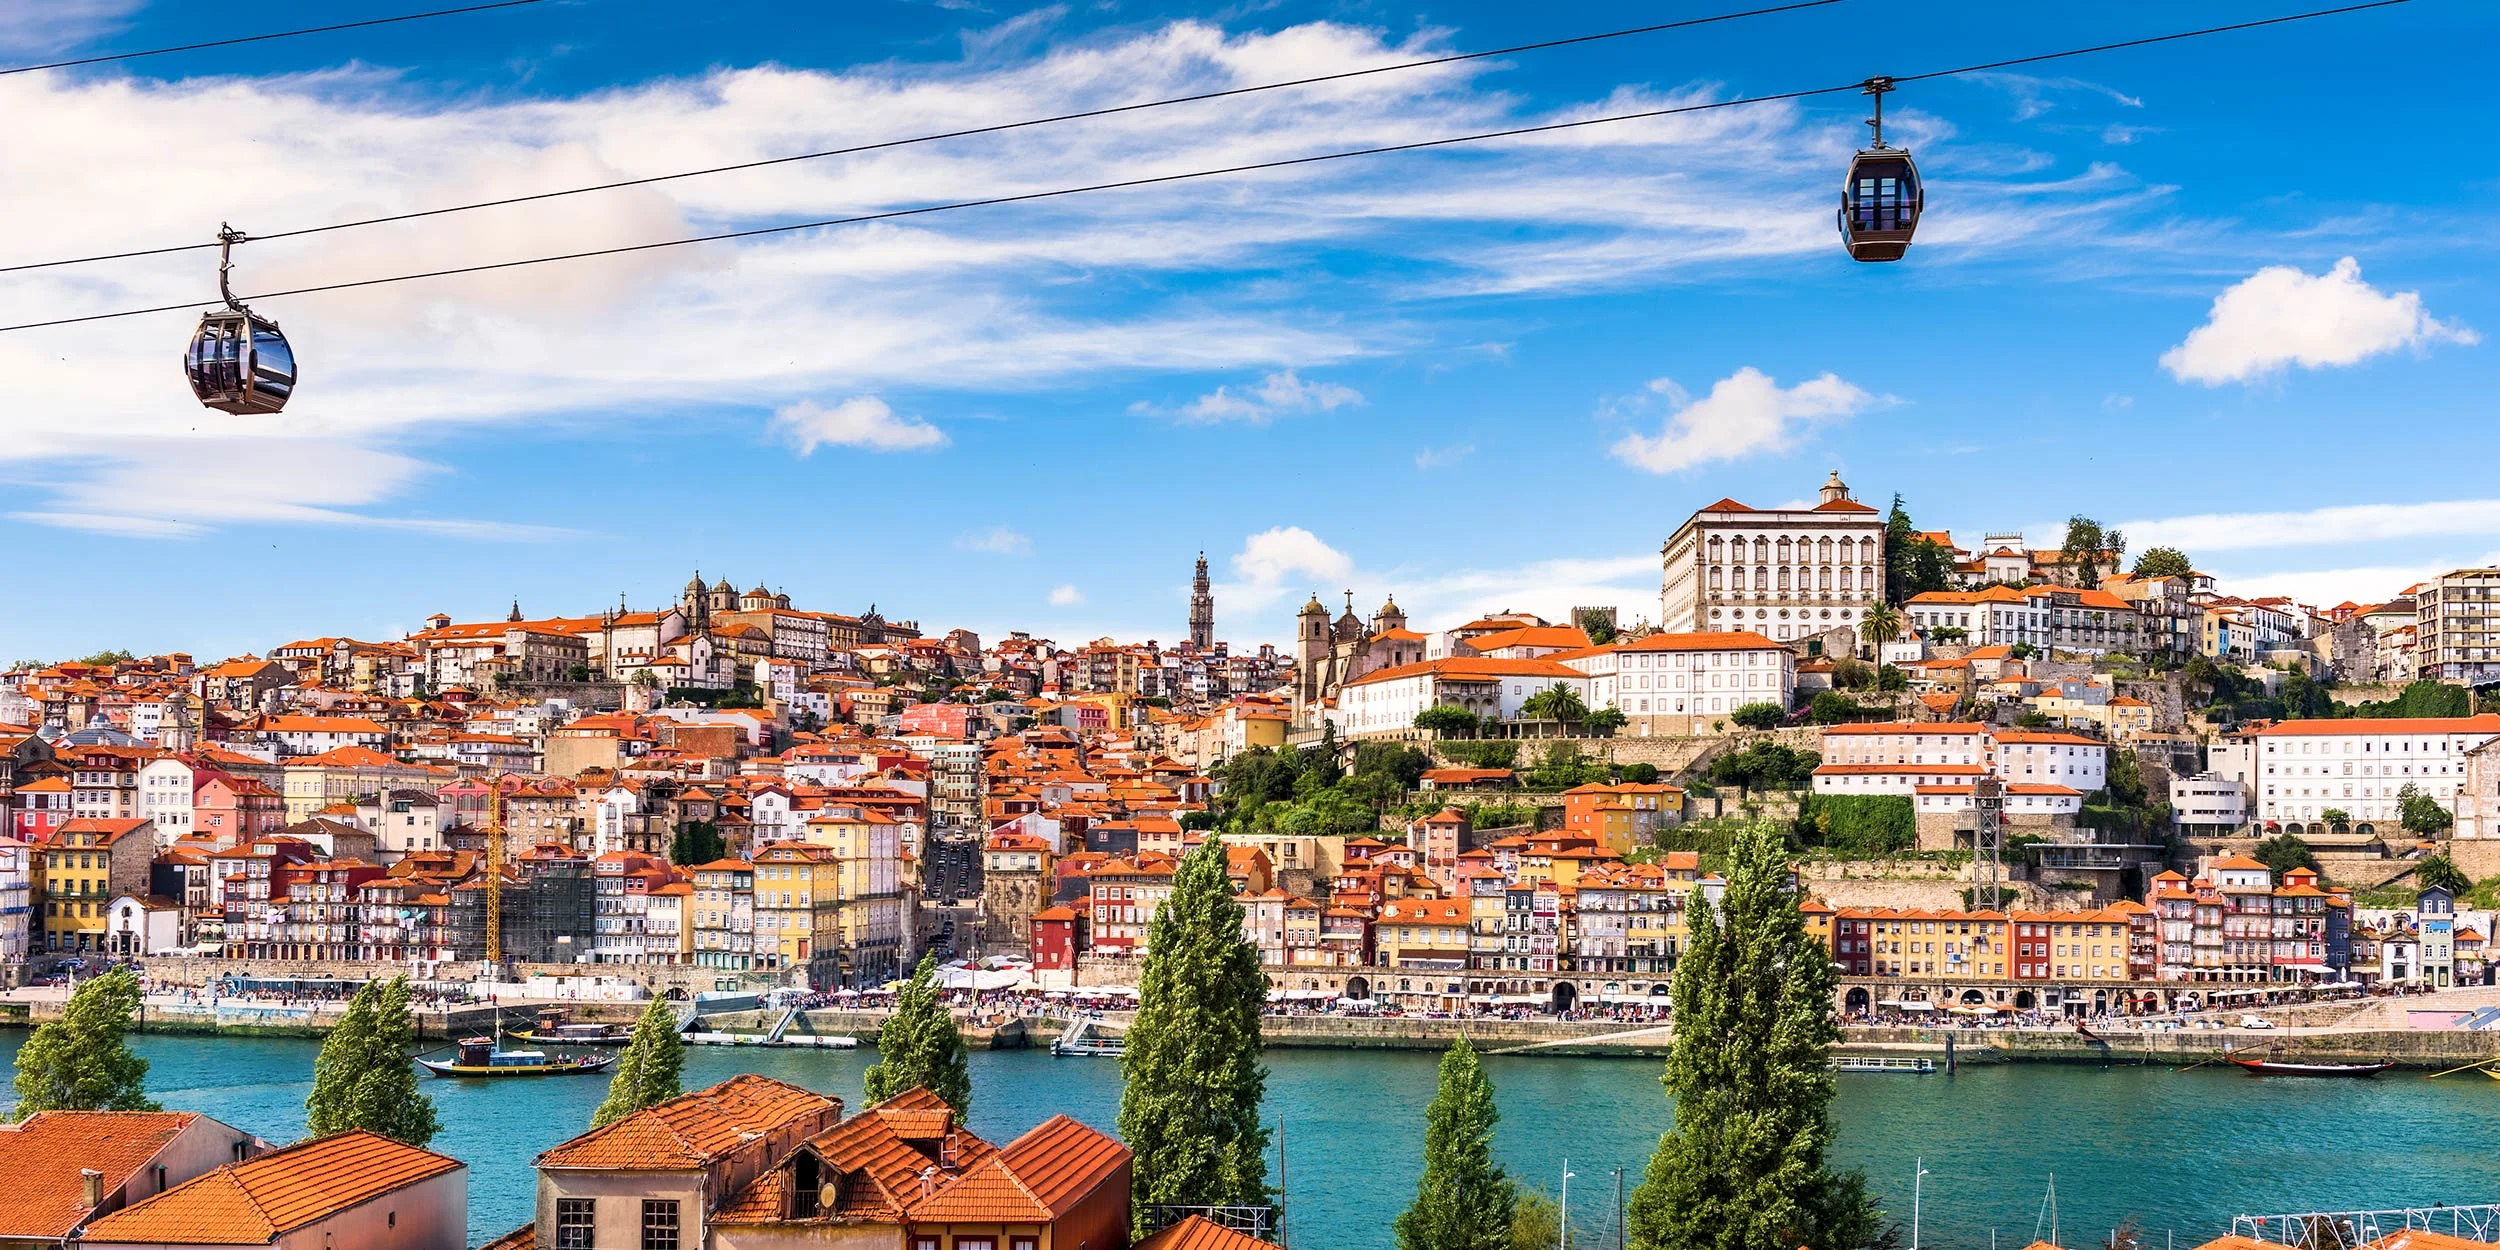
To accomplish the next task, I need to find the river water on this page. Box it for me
[6,1033,2493,1249]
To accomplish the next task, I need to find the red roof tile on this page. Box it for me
[80,1130,460,1245]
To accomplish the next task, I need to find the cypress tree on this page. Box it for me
[1395,1036,1515,1250]
[305,980,380,1136]
[1627,821,1880,1250]
[310,977,438,1147]
[863,952,972,1115]
[11,968,156,1117]
[1119,837,1268,1237]
[592,997,688,1128]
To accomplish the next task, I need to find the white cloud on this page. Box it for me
[2121,499,2500,554]
[0,0,140,54]
[768,397,948,455]
[0,19,2200,535]
[1174,371,1364,425]
[2212,563,2464,610]
[1048,583,1084,606]
[1608,367,1878,474]
[2160,257,2477,385]
[954,525,1031,555]
[1216,526,1355,614]
[1967,72,2143,122]
[1413,443,1474,471]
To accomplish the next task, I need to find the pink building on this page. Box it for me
[193,776,286,847]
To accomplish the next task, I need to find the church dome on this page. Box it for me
[748,584,770,598]
[1300,593,1328,616]
[685,572,705,594]
[712,578,735,593]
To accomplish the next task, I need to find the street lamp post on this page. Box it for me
[1912,1158,1930,1250]
[1560,1160,1575,1250]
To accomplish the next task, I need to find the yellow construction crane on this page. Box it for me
[485,779,504,965]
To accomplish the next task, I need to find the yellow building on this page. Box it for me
[806,807,905,984]
[42,818,155,954]
[752,843,840,980]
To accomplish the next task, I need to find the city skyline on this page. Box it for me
[0,1,2491,660]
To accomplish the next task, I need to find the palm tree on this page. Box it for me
[1519,682,1588,725]
[1859,604,1903,652]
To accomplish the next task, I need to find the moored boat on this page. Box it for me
[2226,1055,2395,1078]
[505,1008,634,1047]
[418,1036,618,1078]
[1051,1014,1124,1058]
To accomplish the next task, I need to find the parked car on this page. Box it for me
[2239,1014,2276,1030]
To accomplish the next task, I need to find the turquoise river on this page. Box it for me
[7,1034,2495,1249]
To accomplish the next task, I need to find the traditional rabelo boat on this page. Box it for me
[2226,1053,2396,1078]
[504,1007,634,1047]
[417,1035,617,1079]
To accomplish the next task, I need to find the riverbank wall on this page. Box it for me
[1841,1025,2500,1069]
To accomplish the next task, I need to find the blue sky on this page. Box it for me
[0,0,2491,662]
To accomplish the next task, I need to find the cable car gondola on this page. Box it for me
[184,224,297,414]
[1838,77,1922,263]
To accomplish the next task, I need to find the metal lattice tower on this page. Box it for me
[485,779,505,965]
[1972,773,2004,910]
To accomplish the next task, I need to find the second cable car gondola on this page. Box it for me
[184,224,297,414]
[1838,77,1922,263]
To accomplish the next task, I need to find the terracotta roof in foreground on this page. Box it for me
[1136,1214,1289,1250]
[536,1075,836,1171]
[80,1130,460,1246]
[0,1111,204,1240]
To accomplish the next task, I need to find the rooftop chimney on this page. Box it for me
[81,1168,105,1209]
[918,1166,938,1199]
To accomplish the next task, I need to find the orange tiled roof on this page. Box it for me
[0,1111,205,1239]
[1137,1214,1288,1250]
[80,1130,459,1245]
[536,1075,836,1171]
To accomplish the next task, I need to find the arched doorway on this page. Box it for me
[1960,989,1987,1005]
[1551,982,1579,1014]
[2355,823,2376,837]
[1844,987,1872,1013]
[2013,989,2036,1010]
[1345,975,1372,1001]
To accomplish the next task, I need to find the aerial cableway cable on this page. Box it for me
[0,0,1846,276]
[0,0,557,78]
[0,0,2421,336]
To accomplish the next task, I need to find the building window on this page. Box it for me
[557,1199,596,1250]
[641,1199,680,1250]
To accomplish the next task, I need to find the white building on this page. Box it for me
[1810,722,2106,801]
[1334,657,1584,738]
[1658,471,1885,643]
[0,837,30,964]
[2416,568,2500,683]
[2251,715,2500,833]
[1554,630,1794,734]
[137,755,201,848]
[2170,772,2249,833]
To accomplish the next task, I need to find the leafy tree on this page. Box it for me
[592,998,688,1128]
[1307,721,1345,787]
[1520,683,1588,725]
[1585,707,1628,734]
[670,820,727,866]
[1795,794,1915,857]
[2007,643,2039,661]
[1395,1037,1516,1250]
[2132,547,2194,579]
[1121,838,1269,1235]
[2399,783,2455,835]
[1577,610,1620,646]
[1907,539,1956,598]
[2418,854,2473,896]
[1354,741,1436,789]
[2350,680,2473,721]
[1443,740,1520,770]
[1523,742,1609,790]
[1513,1187,1564,1250]
[80,649,137,666]
[2320,808,2353,829]
[1876,665,1908,693]
[1178,810,1218,832]
[864,953,972,1116]
[1711,742,1821,794]
[1621,763,1661,784]
[13,969,156,1117]
[1881,495,1917,607]
[2014,710,2052,729]
[1626,822,1880,1250]
[1729,702,1783,731]
[1807,692,1861,725]
[2061,515,2125,589]
[1859,604,1903,650]
[304,977,437,1146]
[1830,659,1873,691]
[2253,833,2321,881]
[1414,705,1482,738]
